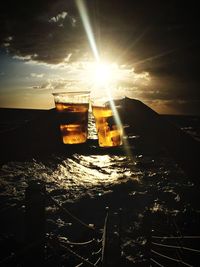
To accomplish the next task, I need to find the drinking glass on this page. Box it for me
[91,95,123,147]
[52,91,90,144]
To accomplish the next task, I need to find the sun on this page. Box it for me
[93,63,113,86]
[84,61,120,88]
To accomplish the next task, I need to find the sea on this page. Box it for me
[0,108,200,266]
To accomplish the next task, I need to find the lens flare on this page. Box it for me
[75,0,99,62]
[75,0,134,160]
[94,63,112,86]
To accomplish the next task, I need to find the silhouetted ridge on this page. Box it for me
[120,98,200,180]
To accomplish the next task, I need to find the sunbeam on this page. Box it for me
[75,0,138,159]
[75,0,100,62]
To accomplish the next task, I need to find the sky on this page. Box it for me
[0,0,199,114]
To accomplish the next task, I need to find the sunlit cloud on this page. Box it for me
[26,59,151,98]
[3,43,10,47]
[2,36,13,48]
[48,11,77,28]
[144,99,189,115]
[49,11,68,23]
[0,0,199,114]
[30,73,44,78]
[31,79,84,92]
[6,36,13,41]
[13,55,32,61]
[32,81,52,90]
[1,3,83,65]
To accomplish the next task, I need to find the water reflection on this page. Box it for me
[1,148,199,265]
[0,153,141,202]
[0,151,191,210]
[46,154,142,200]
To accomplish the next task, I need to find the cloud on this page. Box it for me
[48,11,77,28]
[0,0,199,84]
[49,11,68,24]
[145,99,200,115]
[31,73,44,78]
[0,1,88,64]
[32,81,52,90]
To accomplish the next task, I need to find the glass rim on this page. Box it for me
[52,91,90,96]
[90,96,124,102]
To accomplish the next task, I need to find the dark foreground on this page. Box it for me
[0,99,200,266]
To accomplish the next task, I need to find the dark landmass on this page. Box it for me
[163,114,200,142]
[119,98,200,181]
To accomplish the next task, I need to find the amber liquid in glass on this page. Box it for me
[92,105,123,147]
[55,102,89,144]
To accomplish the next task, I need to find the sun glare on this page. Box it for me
[84,61,121,88]
[94,63,113,86]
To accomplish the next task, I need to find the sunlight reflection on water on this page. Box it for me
[45,153,141,201]
[0,146,198,265]
[0,152,141,202]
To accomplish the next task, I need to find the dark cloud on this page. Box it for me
[145,99,200,115]
[0,0,89,63]
[0,0,199,83]
[96,1,200,84]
